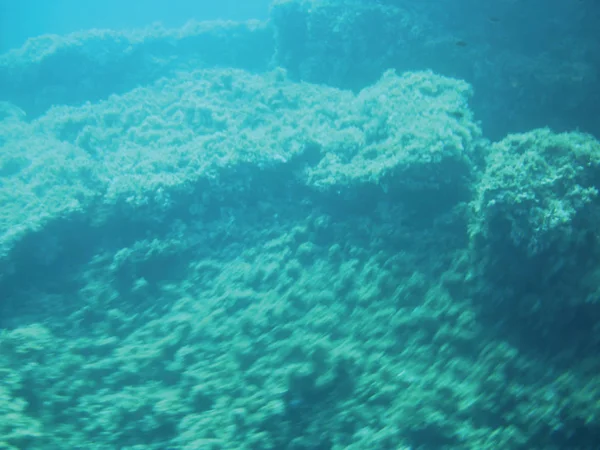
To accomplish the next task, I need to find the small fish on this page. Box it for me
[455,40,468,47]
[288,398,304,409]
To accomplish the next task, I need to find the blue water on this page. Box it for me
[0,0,272,52]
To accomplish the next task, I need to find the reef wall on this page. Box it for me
[1,9,600,450]
[270,0,600,140]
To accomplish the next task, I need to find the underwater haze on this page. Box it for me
[0,0,272,52]
[1,1,600,449]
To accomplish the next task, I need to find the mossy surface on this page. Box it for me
[0,16,599,450]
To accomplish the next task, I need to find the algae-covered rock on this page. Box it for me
[469,128,600,359]
[2,16,599,449]
[0,374,43,448]
[0,21,273,119]
[0,65,480,299]
[472,128,600,259]
[304,69,480,200]
[470,128,600,299]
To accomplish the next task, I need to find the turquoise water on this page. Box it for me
[0,1,599,449]
[0,0,272,51]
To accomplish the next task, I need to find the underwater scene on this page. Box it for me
[1,0,600,449]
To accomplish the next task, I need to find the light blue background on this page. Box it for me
[0,0,272,52]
